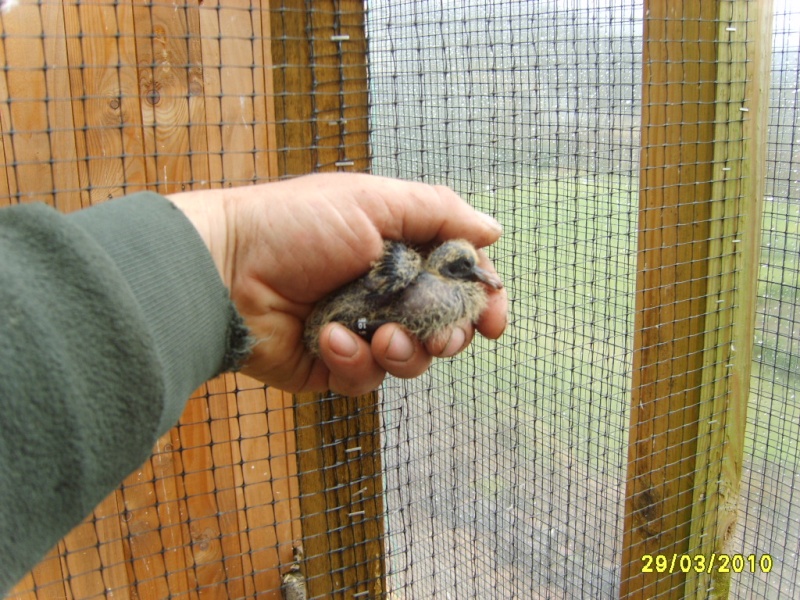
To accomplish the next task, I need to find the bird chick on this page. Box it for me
[303,239,502,355]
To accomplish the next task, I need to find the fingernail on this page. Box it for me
[385,329,415,362]
[441,326,467,357]
[329,325,359,358]
[478,211,502,234]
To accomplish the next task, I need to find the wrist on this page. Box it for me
[167,188,235,290]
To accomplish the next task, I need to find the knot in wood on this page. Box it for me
[633,486,663,538]
[144,80,162,106]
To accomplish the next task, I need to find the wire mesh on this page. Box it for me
[0,0,797,599]
[732,1,800,598]
[368,1,639,597]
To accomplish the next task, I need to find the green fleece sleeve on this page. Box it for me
[0,192,251,595]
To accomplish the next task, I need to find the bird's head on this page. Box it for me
[426,239,503,289]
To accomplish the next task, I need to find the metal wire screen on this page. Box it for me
[734,1,800,598]
[368,1,639,597]
[0,1,797,599]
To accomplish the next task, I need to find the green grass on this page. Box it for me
[745,200,800,466]
[426,175,800,475]
[436,175,639,472]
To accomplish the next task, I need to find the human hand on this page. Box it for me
[167,173,506,395]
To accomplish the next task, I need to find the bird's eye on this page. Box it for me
[443,256,474,279]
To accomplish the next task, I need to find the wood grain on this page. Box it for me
[686,1,773,598]
[621,2,771,599]
[620,1,719,597]
[0,2,56,206]
[294,391,386,599]
[63,0,147,204]
[2,1,375,598]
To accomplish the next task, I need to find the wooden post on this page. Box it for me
[621,3,718,595]
[270,1,383,597]
[270,0,370,176]
[686,1,773,598]
[621,1,772,598]
[294,392,386,599]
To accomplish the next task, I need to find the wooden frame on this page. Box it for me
[270,1,383,596]
[621,1,772,598]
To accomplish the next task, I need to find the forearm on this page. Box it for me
[68,193,251,429]
[0,193,249,594]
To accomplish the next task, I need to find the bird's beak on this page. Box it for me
[471,266,503,290]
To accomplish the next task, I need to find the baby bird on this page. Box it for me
[304,239,503,355]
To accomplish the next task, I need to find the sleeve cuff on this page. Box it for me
[68,192,252,434]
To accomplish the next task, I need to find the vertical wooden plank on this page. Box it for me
[0,1,55,205]
[0,8,18,206]
[131,0,194,194]
[62,522,105,597]
[92,492,132,598]
[177,394,229,599]
[269,0,369,176]
[183,3,214,191]
[307,0,370,172]
[217,0,257,186]
[246,1,275,183]
[687,1,773,599]
[270,1,383,596]
[266,387,303,564]
[269,1,315,176]
[236,384,283,597]
[197,0,259,187]
[63,0,148,203]
[117,460,171,599]
[294,392,385,599]
[254,4,281,180]
[620,1,719,598]
[155,429,200,599]
[5,574,38,600]
[623,1,772,599]
[40,0,82,213]
[197,0,279,184]
[59,0,90,208]
[338,1,371,173]
[306,4,344,172]
[197,3,225,187]
[207,374,252,599]
[6,551,66,600]
[205,379,302,600]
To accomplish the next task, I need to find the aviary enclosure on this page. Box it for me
[0,0,797,598]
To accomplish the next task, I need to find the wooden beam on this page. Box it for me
[621,1,720,597]
[269,2,315,176]
[270,1,383,596]
[269,0,370,176]
[687,1,773,598]
[622,1,772,598]
[0,1,59,207]
[294,391,386,599]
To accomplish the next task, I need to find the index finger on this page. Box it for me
[338,174,503,248]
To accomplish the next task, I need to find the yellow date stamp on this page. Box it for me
[641,553,773,574]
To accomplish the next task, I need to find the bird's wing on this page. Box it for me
[363,241,422,306]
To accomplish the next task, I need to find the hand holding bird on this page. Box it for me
[168,173,506,396]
